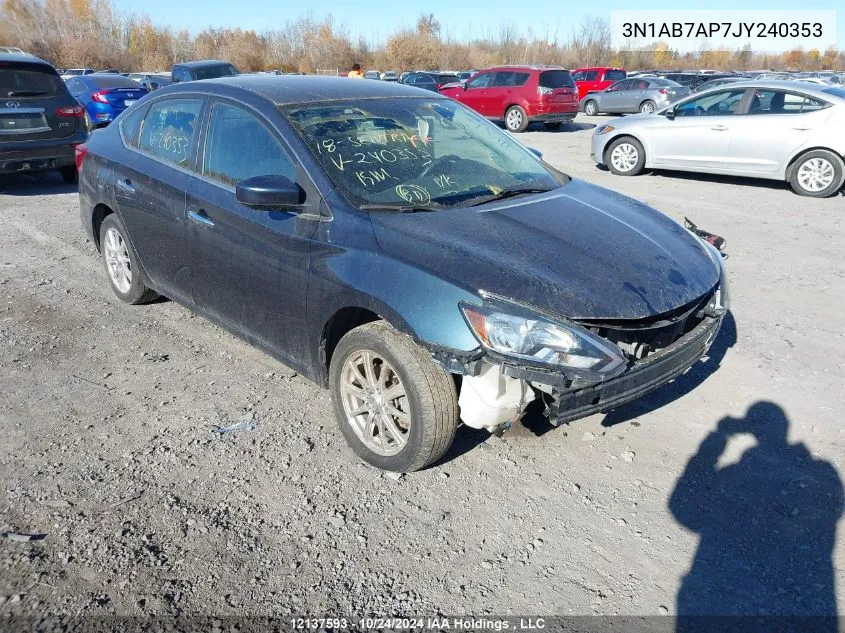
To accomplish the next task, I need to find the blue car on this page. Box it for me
[77,76,728,472]
[65,73,147,127]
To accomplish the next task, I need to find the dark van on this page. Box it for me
[171,60,239,83]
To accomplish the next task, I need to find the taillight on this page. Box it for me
[658,88,669,95]
[92,90,111,103]
[75,144,88,171]
[56,105,86,118]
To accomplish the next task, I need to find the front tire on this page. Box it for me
[99,214,158,304]
[504,105,529,133]
[329,321,459,472]
[584,100,599,116]
[788,150,845,198]
[639,100,656,114]
[605,137,646,176]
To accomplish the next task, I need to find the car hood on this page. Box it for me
[369,179,720,320]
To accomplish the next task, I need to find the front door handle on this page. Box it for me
[711,125,728,131]
[188,209,214,227]
[116,178,135,193]
[792,126,811,131]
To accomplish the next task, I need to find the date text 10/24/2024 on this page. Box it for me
[290,617,548,630]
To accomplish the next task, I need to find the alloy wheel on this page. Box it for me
[506,108,523,131]
[103,227,132,293]
[640,101,655,113]
[339,350,410,456]
[797,157,835,193]
[610,143,639,173]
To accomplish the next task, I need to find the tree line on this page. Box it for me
[1,1,842,73]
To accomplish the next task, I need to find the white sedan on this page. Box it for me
[590,80,845,197]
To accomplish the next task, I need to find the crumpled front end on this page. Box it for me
[442,274,728,432]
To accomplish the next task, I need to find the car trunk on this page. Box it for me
[539,70,578,105]
[97,87,145,110]
[665,86,691,101]
[0,62,82,142]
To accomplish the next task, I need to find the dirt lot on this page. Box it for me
[1,115,844,620]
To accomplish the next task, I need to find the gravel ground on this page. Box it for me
[1,115,843,620]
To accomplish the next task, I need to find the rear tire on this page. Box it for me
[329,321,459,472]
[504,105,529,133]
[639,100,656,114]
[788,149,845,198]
[543,122,562,131]
[59,166,78,184]
[99,214,158,305]
[584,100,599,116]
[605,136,646,176]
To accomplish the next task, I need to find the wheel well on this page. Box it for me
[639,99,655,108]
[603,134,643,162]
[322,307,381,371]
[784,147,843,181]
[91,204,113,251]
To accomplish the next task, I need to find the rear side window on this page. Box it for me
[172,68,191,82]
[119,105,147,148]
[202,102,294,187]
[539,70,575,89]
[604,70,626,81]
[584,70,599,81]
[492,72,529,87]
[0,64,65,97]
[138,99,202,167]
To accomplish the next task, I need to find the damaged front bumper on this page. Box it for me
[442,314,722,431]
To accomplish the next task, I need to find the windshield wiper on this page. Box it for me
[469,187,554,207]
[359,204,437,213]
[7,90,47,97]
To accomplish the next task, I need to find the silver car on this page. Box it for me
[590,81,845,198]
[581,78,691,115]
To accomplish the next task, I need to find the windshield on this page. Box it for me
[283,98,565,209]
[0,65,65,97]
[194,64,238,80]
[88,75,143,89]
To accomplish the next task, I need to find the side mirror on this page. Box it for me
[527,147,543,160]
[664,108,676,120]
[236,175,303,208]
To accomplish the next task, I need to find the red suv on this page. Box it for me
[572,67,627,99]
[439,65,578,133]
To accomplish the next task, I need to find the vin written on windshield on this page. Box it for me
[283,99,563,209]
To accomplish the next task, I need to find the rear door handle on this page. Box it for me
[711,125,728,131]
[188,209,214,227]
[116,179,135,193]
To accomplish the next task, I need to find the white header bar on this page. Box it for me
[611,10,837,52]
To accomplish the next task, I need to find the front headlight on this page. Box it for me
[595,124,616,135]
[461,302,627,382]
[700,240,730,315]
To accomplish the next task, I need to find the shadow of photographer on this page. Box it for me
[669,401,843,631]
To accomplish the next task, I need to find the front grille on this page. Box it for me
[576,290,715,361]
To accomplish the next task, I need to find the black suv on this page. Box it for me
[171,60,239,83]
[0,54,88,182]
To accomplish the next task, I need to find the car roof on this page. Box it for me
[0,53,52,66]
[158,75,449,105]
[483,64,564,72]
[174,60,234,69]
[713,79,844,100]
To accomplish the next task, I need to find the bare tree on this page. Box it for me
[570,16,611,66]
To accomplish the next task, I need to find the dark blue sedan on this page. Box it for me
[65,73,147,127]
[77,76,728,472]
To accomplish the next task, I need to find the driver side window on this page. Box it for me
[675,89,746,117]
[467,73,492,89]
